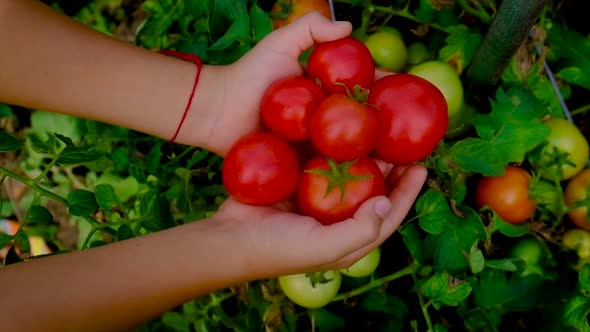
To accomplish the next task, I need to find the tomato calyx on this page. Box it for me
[334,83,371,105]
[305,270,338,287]
[305,158,373,201]
[536,145,577,181]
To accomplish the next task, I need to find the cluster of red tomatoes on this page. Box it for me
[222,36,448,225]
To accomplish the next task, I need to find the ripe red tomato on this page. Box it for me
[296,156,386,225]
[309,94,378,161]
[260,76,325,142]
[367,74,448,165]
[475,166,536,224]
[564,168,590,231]
[307,37,375,95]
[271,0,332,30]
[222,132,300,205]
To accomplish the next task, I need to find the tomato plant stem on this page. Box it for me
[331,262,419,301]
[455,0,493,24]
[571,104,590,117]
[0,165,68,205]
[32,157,59,184]
[414,273,434,332]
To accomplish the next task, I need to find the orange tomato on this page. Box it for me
[271,0,332,29]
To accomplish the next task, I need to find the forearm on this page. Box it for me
[0,0,222,146]
[0,217,250,332]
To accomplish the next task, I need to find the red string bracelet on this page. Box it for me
[159,50,203,143]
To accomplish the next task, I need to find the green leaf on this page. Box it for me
[250,3,272,43]
[415,189,455,234]
[162,311,191,332]
[414,0,437,23]
[28,205,53,223]
[473,269,543,311]
[435,323,449,332]
[426,207,487,272]
[57,145,105,165]
[310,308,347,332]
[564,296,590,332]
[399,223,426,263]
[185,0,208,17]
[438,25,482,74]
[145,142,163,174]
[490,212,530,237]
[95,184,120,212]
[469,247,485,274]
[140,188,175,232]
[15,232,31,254]
[0,130,24,152]
[117,224,134,241]
[68,189,99,216]
[421,271,472,309]
[580,264,590,297]
[360,290,408,318]
[448,138,506,176]
[484,258,519,272]
[0,232,13,249]
[0,104,13,118]
[548,23,590,91]
[29,111,82,143]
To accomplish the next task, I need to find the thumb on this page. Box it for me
[273,11,352,54]
[309,196,391,265]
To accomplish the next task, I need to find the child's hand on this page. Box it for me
[191,12,352,156]
[207,164,427,279]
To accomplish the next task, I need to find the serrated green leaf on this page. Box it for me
[310,308,347,332]
[360,290,408,318]
[415,189,455,234]
[438,25,482,74]
[95,184,120,211]
[250,3,272,43]
[57,145,105,165]
[421,271,472,309]
[399,223,426,263]
[0,130,24,152]
[140,188,175,232]
[28,205,53,223]
[470,247,485,274]
[580,264,590,297]
[68,189,99,216]
[426,207,486,272]
[15,232,31,254]
[548,23,590,91]
[473,269,543,311]
[448,138,506,176]
[564,296,590,332]
[0,232,13,249]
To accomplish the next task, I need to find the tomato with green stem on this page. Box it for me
[296,156,386,225]
[309,93,378,162]
[510,237,544,266]
[339,247,381,278]
[222,132,300,205]
[536,118,589,181]
[260,76,325,142]
[475,166,536,224]
[278,270,342,309]
[563,228,590,259]
[564,168,590,231]
[307,37,375,95]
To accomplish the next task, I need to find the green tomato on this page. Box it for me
[408,60,464,119]
[377,26,402,38]
[538,118,589,181]
[563,228,590,259]
[445,100,475,138]
[339,247,381,278]
[520,264,544,277]
[278,270,342,309]
[509,237,544,266]
[364,31,407,72]
[406,42,431,66]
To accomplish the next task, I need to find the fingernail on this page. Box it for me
[374,198,392,219]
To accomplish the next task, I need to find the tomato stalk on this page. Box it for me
[330,261,419,301]
[414,272,434,332]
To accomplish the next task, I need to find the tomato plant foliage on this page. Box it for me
[2,0,590,331]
